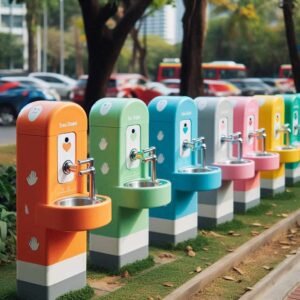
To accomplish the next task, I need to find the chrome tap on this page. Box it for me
[63,158,96,200]
[130,147,157,183]
[221,132,244,161]
[183,137,207,168]
[276,123,291,147]
[249,128,267,153]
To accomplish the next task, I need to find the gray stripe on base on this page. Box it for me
[261,186,285,198]
[149,227,198,246]
[234,198,260,214]
[198,212,234,229]
[17,271,86,300]
[89,246,148,271]
[286,176,300,187]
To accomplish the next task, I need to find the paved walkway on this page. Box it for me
[287,284,300,300]
[0,126,16,145]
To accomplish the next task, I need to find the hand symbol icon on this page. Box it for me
[29,237,39,251]
[27,171,38,186]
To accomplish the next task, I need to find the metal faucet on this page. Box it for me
[63,158,96,200]
[183,137,207,168]
[130,147,157,183]
[276,123,291,147]
[221,132,244,161]
[249,128,267,153]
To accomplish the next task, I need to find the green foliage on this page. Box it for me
[57,285,94,300]
[0,207,16,264]
[0,33,23,69]
[0,166,16,212]
[117,35,180,79]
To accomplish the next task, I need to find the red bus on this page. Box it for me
[157,59,247,82]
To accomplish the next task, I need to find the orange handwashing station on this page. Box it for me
[16,101,111,300]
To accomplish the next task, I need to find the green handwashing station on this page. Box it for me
[89,98,171,270]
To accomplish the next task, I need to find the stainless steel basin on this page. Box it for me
[124,179,164,188]
[247,152,274,157]
[277,145,295,150]
[178,166,214,173]
[55,196,101,207]
[217,159,252,165]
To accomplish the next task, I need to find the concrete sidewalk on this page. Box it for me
[0,126,16,145]
[240,250,300,300]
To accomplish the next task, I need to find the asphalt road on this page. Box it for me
[0,126,16,145]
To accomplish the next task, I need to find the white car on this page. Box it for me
[29,72,77,99]
[0,76,61,101]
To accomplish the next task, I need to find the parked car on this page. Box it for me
[228,78,276,96]
[29,72,76,99]
[70,73,174,106]
[260,78,295,94]
[1,76,61,100]
[0,81,57,125]
[161,78,241,97]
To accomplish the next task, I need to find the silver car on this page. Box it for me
[29,72,76,99]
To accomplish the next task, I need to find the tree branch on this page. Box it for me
[114,0,152,42]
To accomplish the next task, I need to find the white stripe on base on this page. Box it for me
[89,229,148,256]
[286,165,300,178]
[198,198,233,219]
[234,186,260,204]
[149,213,197,236]
[261,175,285,190]
[17,253,86,286]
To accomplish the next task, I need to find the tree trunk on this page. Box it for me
[26,0,38,72]
[79,0,151,113]
[128,28,138,73]
[282,0,300,92]
[180,0,207,97]
[74,25,84,77]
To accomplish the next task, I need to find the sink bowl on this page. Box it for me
[36,194,112,231]
[274,146,300,163]
[243,152,280,171]
[118,179,171,209]
[173,165,221,191]
[55,197,101,207]
[214,159,255,180]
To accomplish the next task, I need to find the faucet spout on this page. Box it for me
[130,147,158,183]
[62,158,96,200]
[221,132,244,161]
[276,124,291,147]
[249,128,267,153]
[183,137,207,168]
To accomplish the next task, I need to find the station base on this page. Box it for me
[149,213,198,246]
[234,174,260,213]
[261,175,285,197]
[89,229,149,271]
[285,163,300,186]
[16,254,86,300]
[198,180,234,229]
[17,272,85,300]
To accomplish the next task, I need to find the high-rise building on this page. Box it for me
[0,0,27,69]
[142,1,184,45]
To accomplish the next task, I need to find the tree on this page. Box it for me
[280,0,300,92]
[180,0,207,97]
[78,0,173,112]
[0,33,23,69]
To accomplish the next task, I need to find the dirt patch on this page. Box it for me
[88,276,124,297]
[192,226,300,300]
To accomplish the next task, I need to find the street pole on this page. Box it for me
[43,2,48,72]
[60,0,64,74]
[9,0,13,69]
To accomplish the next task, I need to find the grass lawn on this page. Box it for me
[1,145,300,299]
[1,189,300,300]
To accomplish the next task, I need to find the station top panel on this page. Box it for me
[89,98,148,128]
[148,96,196,123]
[17,101,87,136]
